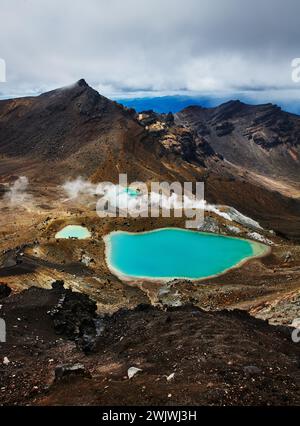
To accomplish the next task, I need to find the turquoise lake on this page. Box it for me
[123,187,140,196]
[55,225,91,239]
[105,228,267,281]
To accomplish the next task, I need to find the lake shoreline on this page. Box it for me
[103,227,271,283]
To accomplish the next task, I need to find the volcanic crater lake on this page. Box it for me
[104,228,268,281]
[55,225,91,239]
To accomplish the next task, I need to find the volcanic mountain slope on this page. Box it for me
[0,79,212,184]
[176,101,300,184]
[0,80,299,237]
[0,79,156,182]
[173,101,300,238]
[1,283,300,406]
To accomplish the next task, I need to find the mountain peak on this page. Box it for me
[76,78,89,88]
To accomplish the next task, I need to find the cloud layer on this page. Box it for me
[0,0,299,99]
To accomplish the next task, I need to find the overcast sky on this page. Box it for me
[0,0,300,101]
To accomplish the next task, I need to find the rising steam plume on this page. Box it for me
[62,177,262,230]
[4,176,31,206]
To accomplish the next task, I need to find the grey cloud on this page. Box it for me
[0,0,299,98]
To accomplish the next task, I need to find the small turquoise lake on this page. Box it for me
[55,225,91,239]
[104,228,268,281]
[123,187,140,196]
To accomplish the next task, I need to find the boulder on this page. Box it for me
[243,365,262,376]
[54,363,90,382]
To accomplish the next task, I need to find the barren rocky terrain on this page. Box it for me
[1,283,300,406]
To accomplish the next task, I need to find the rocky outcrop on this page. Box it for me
[0,283,11,298]
[215,121,235,136]
[197,217,220,233]
[49,280,98,353]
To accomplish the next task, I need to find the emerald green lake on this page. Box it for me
[105,228,268,281]
[55,225,91,239]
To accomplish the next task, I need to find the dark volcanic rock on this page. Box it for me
[252,132,267,145]
[0,183,7,197]
[77,317,98,353]
[54,363,91,382]
[211,100,246,122]
[243,365,262,376]
[0,283,12,298]
[164,112,175,125]
[215,121,235,137]
[51,280,65,292]
[138,110,159,126]
[49,281,98,352]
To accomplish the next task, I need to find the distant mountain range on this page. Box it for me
[0,79,299,238]
[117,95,300,115]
